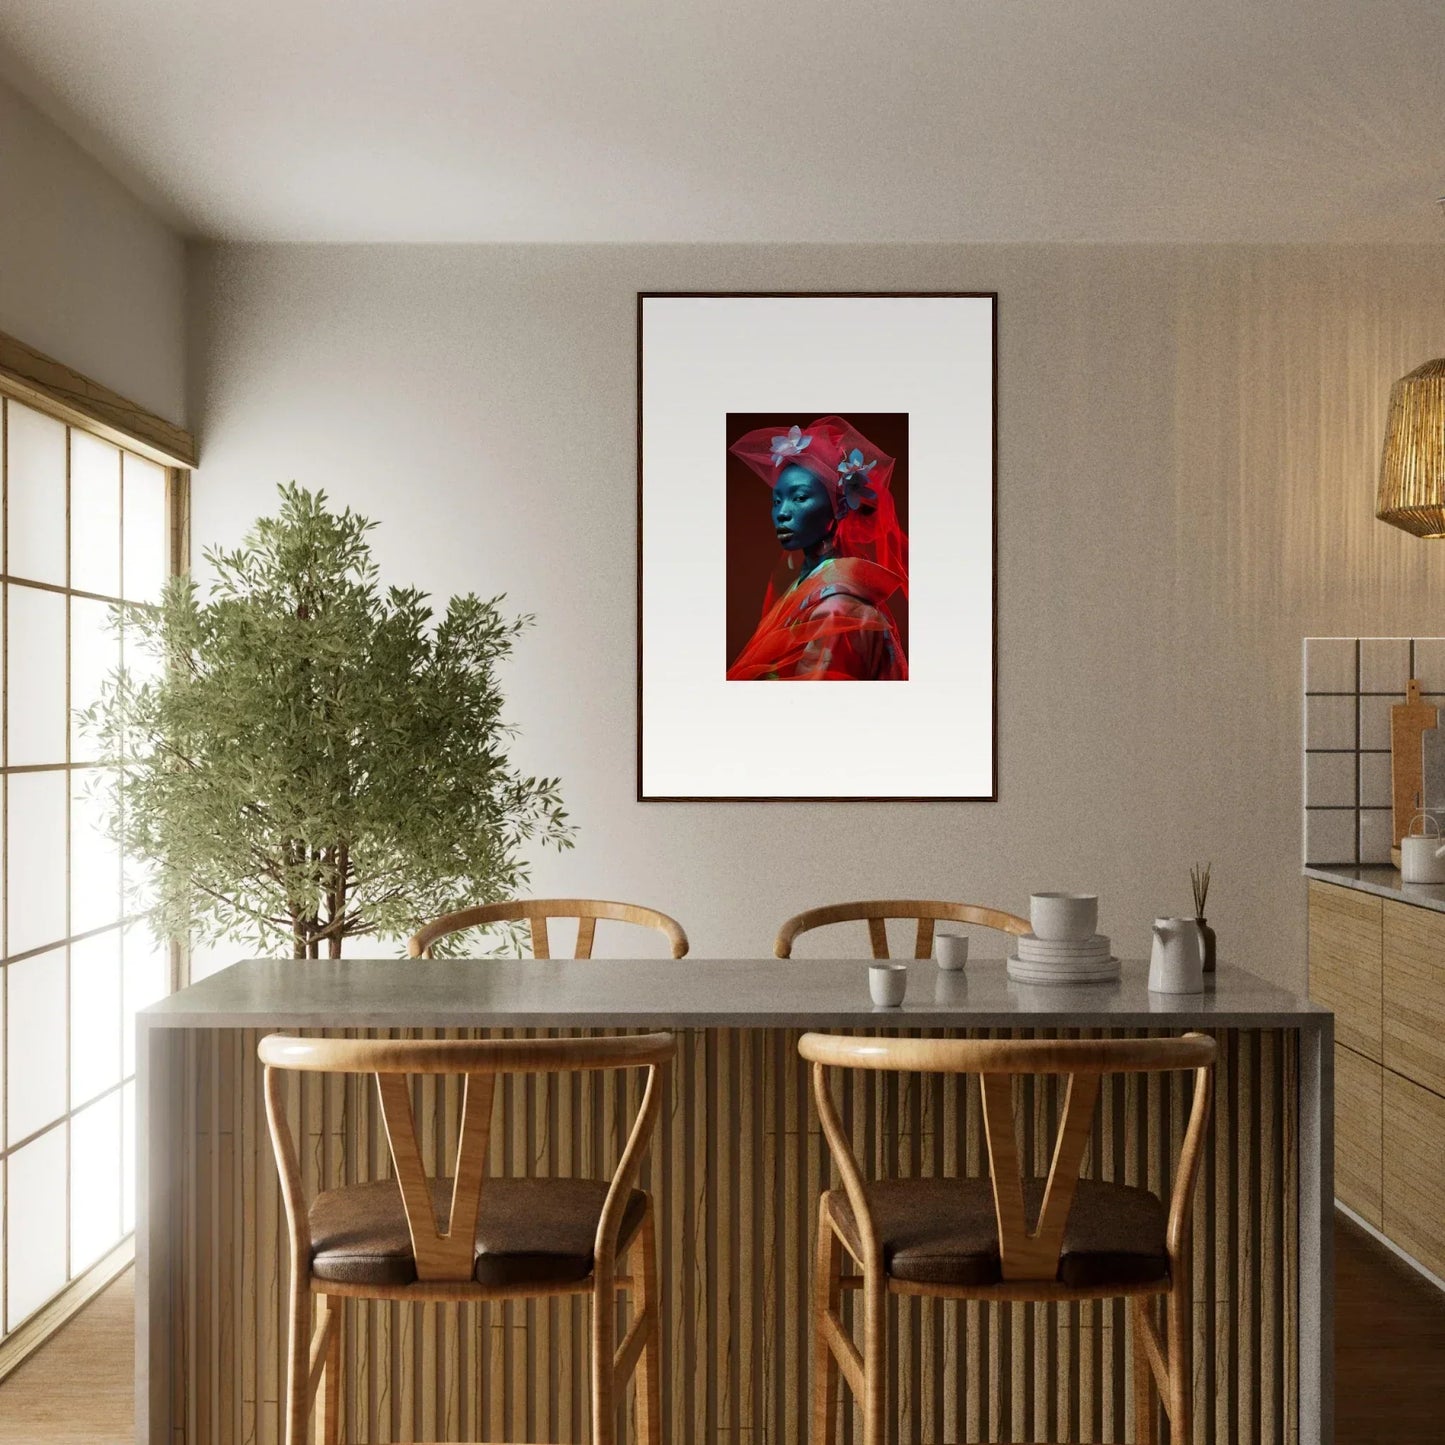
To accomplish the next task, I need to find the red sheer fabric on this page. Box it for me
[726,558,907,681]
[728,416,909,681]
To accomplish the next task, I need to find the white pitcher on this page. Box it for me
[1148,917,1205,994]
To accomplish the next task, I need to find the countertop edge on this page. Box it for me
[1305,864,1445,914]
[141,1013,1327,1031]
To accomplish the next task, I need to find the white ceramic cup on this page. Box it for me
[934,933,969,970]
[1030,892,1098,942]
[868,962,908,1007]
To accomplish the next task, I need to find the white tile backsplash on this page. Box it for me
[1304,638,1445,867]
[1306,694,1356,750]
[1359,750,1392,809]
[1360,637,1413,694]
[1415,638,1445,695]
[1306,751,1355,808]
[1306,808,1357,866]
[1359,809,1394,865]
[1359,693,1402,751]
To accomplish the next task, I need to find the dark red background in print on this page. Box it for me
[724,411,909,673]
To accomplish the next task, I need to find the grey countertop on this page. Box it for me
[1305,863,1445,915]
[141,957,1328,1031]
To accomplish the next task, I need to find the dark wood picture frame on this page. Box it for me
[636,291,998,803]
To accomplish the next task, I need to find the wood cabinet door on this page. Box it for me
[1335,1043,1383,1226]
[1384,1070,1445,1280]
[1308,882,1382,1061]
[1384,899,1445,1097]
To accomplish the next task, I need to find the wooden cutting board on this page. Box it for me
[1393,679,1439,854]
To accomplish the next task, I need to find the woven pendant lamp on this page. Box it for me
[1377,358,1445,537]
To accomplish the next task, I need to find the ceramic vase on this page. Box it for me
[1197,917,1216,973]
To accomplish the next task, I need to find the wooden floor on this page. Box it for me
[0,1270,133,1443]
[0,1215,1440,1442]
[1334,1212,1445,1443]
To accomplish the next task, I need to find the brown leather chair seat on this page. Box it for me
[828,1176,1169,1289]
[309,1176,647,1289]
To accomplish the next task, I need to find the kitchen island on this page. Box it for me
[137,958,1331,1444]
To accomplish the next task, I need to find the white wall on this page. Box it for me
[187,242,1445,982]
[0,74,186,423]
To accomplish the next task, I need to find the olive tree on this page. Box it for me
[82,484,573,958]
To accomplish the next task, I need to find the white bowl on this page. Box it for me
[1029,892,1098,942]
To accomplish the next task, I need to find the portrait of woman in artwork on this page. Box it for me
[726,414,909,681]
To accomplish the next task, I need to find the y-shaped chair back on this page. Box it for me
[259,1031,675,1445]
[408,897,689,959]
[774,898,1029,961]
[797,1031,1216,1445]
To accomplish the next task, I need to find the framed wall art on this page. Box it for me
[637,292,996,801]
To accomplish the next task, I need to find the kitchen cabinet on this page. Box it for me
[1308,873,1445,1282]
[1308,880,1381,1060]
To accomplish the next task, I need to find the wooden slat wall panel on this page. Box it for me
[170,1026,1297,1444]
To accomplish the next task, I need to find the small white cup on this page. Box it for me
[934,933,969,971]
[868,962,908,1007]
[1030,892,1098,942]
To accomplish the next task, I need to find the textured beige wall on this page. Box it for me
[0,74,186,423]
[187,243,1445,982]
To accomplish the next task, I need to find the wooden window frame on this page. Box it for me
[0,326,194,1380]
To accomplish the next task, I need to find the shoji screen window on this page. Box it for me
[1,397,174,1341]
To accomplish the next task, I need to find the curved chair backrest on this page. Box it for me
[798,1032,1216,1283]
[408,898,689,960]
[259,1032,675,1285]
[774,898,1030,960]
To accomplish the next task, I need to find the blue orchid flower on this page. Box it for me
[836,448,879,513]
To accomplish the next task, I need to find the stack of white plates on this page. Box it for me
[1007,932,1119,984]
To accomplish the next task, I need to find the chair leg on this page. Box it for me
[283,1269,311,1445]
[1166,1267,1192,1441]
[860,1265,887,1445]
[1131,1297,1156,1445]
[635,1204,663,1445]
[592,1263,618,1445]
[810,1201,843,1445]
[318,1298,341,1445]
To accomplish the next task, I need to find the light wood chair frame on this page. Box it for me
[797,1032,1216,1445]
[773,899,1030,961]
[408,897,689,960]
[259,1031,676,1445]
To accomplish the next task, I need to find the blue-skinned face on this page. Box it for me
[771,463,835,551]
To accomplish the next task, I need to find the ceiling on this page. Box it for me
[1,0,1442,244]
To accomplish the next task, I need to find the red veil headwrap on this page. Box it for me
[728,415,909,601]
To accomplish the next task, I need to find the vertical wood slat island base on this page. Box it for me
[137,958,1332,1445]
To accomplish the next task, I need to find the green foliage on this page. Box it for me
[80,483,574,958]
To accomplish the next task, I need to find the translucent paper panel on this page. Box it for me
[122,926,169,1076]
[121,827,158,923]
[6,583,67,766]
[121,1079,136,1234]
[71,769,122,934]
[6,946,67,1143]
[71,930,122,1107]
[71,1092,122,1272]
[187,939,236,982]
[70,430,121,599]
[70,595,120,758]
[121,454,168,604]
[4,401,67,585]
[7,770,69,955]
[120,616,165,691]
[6,1127,66,1327]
